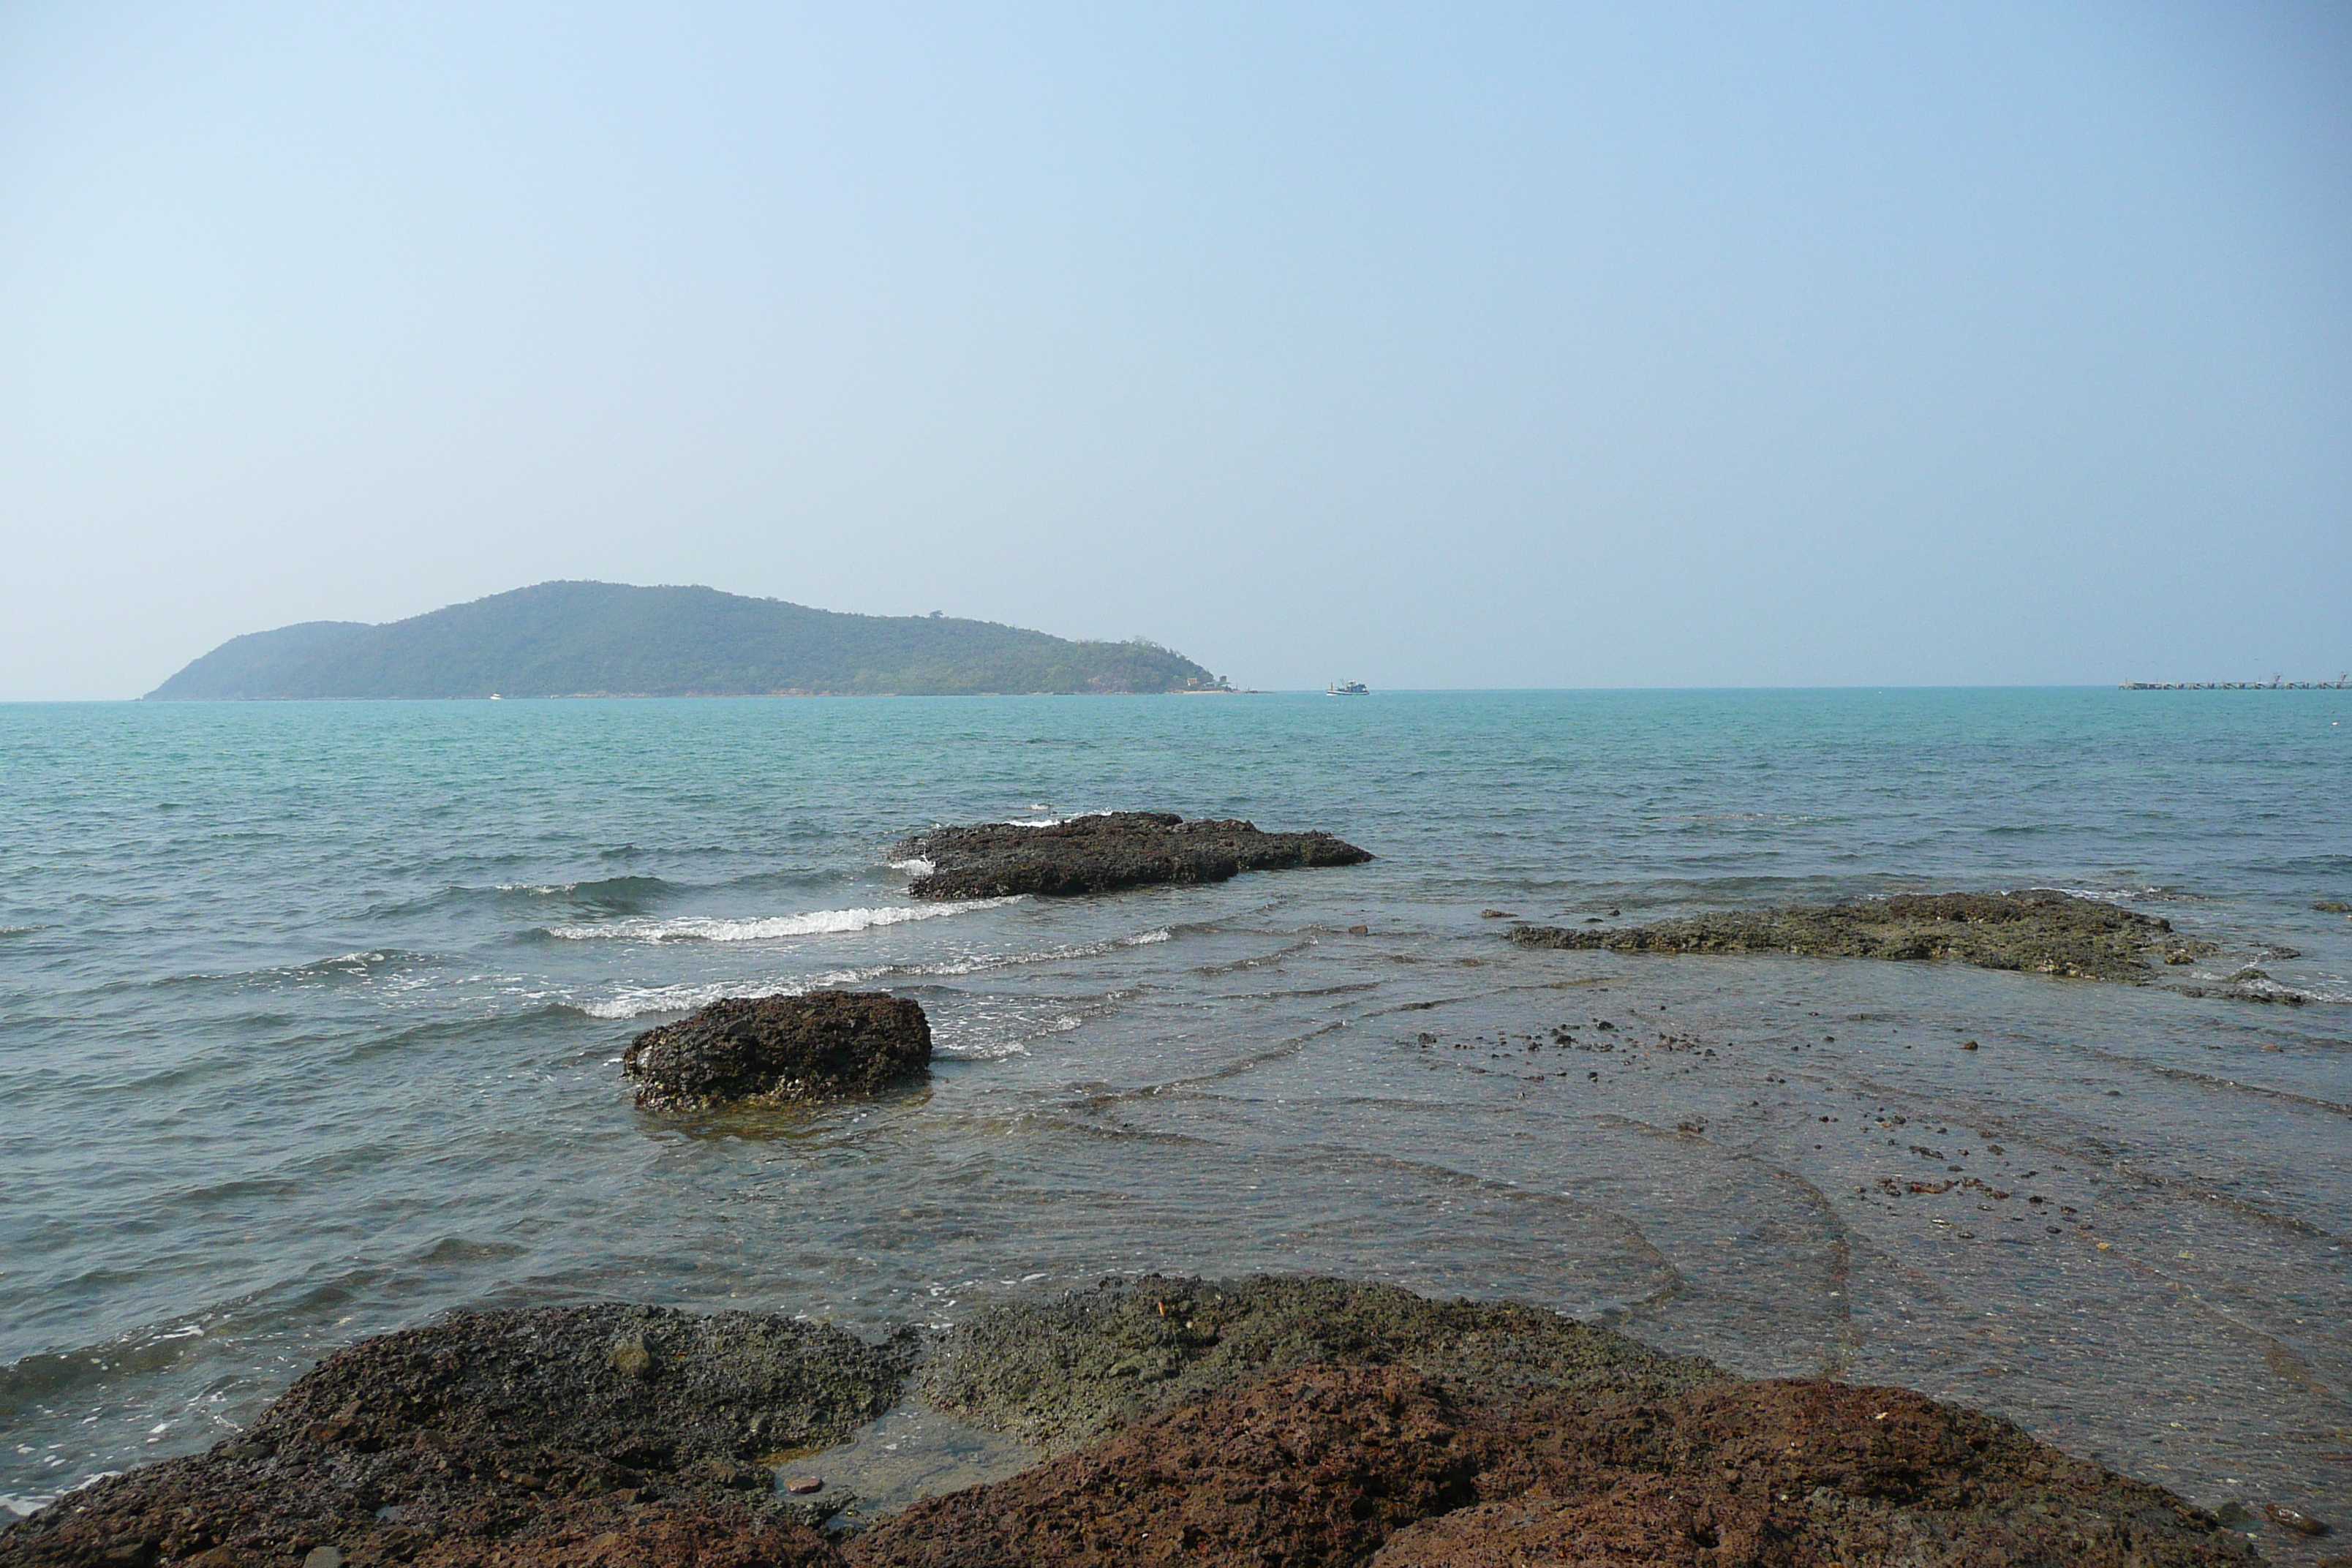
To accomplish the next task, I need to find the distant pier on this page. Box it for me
[2122,674,2348,690]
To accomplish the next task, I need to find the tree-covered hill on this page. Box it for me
[145,582,1228,698]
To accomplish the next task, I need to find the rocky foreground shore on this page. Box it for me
[1,1276,2261,1568]
[1509,890,2217,983]
[891,813,1371,900]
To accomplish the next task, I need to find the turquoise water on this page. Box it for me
[1,690,2347,1537]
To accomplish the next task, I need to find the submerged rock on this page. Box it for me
[622,992,930,1110]
[1508,889,2215,983]
[0,1305,909,1568]
[889,812,1371,900]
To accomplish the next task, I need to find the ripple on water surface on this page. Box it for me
[1,692,2346,1550]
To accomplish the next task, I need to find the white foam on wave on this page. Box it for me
[548,897,1022,944]
[1001,808,1115,828]
[889,858,936,877]
[573,926,1179,1020]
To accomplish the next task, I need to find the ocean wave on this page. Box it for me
[889,858,936,877]
[494,874,676,903]
[2052,885,2210,904]
[570,927,1179,1020]
[545,898,1022,944]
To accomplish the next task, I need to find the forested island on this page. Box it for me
[144,581,1229,699]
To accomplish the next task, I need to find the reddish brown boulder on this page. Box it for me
[622,992,930,1110]
[850,1363,1483,1568]
[845,1370,2255,1568]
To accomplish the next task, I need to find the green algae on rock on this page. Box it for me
[916,1273,1726,1456]
[1508,889,2215,983]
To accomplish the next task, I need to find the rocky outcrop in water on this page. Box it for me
[622,992,931,1110]
[1508,890,2215,983]
[890,812,1371,900]
[0,1278,2261,1568]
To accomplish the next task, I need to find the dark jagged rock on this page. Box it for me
[622,992,930,1110]
[1508,889,2216,983]
[889,813,1371,900]
[0,1305,907,1568]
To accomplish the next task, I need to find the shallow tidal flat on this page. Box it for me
[1,692,2345,1556]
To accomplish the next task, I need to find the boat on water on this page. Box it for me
[1325,680,1369,696]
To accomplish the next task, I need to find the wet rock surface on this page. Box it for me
[853,1362,1484,1568]
[889,812,1371,900]
[0,1281,2264,1568]
[917,1273,1725,1455]
[1367,1376,2255,1568]
[0,1305,910,1568]
[622,992,930,1110]
[1509,889,2216,983]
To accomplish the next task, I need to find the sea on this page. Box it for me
[1,690,2346,1542]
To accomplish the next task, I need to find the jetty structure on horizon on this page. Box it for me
[2120,672,2348,690]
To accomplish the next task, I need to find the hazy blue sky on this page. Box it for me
[3,3,2346,696]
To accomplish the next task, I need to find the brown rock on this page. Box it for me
[2268,1503,2331,1536]
[849,1363,1485,1568]
[623,992,930,1110]
[0,1306,902,1568]
[851,1368,2255,1568]
[1509,889,2219,984]
[889,812,1371,900]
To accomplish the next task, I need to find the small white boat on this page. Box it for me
[1325,680,1369,696]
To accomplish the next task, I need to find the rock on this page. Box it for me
[916,1273,1723,1455]
[0,1305,905,1568]
[0,1279,2261,1568]
[622,992,930,1110]
[1478,909,1518,919]
[888,812,1371,900]
[2268,1504,2332,1536]
[783,1475,824,1495]
[1366,1379,2253,1568]
[2314,900,2351,913]
[863,1346,2254,1568]
[1508,889,2218,984]
[1348,923,1371,935]
[852,1363,1482,1568]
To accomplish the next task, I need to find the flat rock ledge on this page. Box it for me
[622,992,930,1110]
[889,811,1371,900]
[2,1277,2259,1568]
[1509,889,2216,984]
